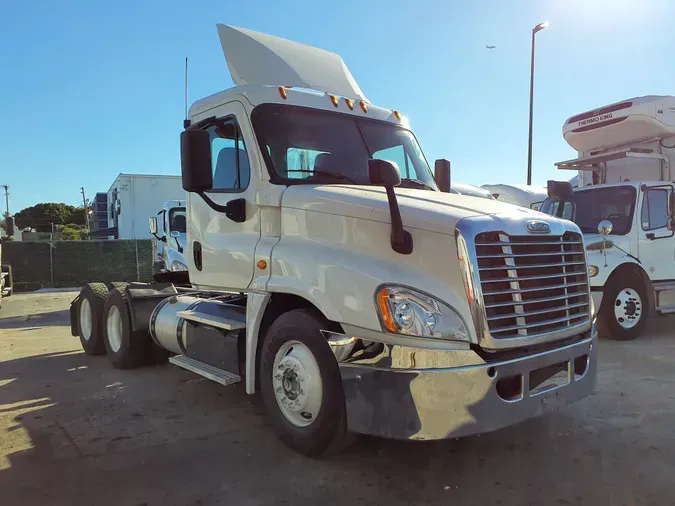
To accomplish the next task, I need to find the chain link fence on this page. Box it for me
[2,240,153,291]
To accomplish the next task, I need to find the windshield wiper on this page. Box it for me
[285,170,357,184]
[398,178,435,191]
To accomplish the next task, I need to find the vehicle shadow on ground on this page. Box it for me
[0,350,647,506]
[0,309,71,330]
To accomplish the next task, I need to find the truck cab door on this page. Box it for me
[637,184,675,281]
[188,102,261,290]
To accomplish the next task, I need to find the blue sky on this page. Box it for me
[1,0,673,213]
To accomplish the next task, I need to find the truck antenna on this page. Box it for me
[183,57,190,129]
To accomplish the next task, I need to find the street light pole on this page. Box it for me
[527,21,550,186]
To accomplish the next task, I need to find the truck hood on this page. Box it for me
[282,185,543,234]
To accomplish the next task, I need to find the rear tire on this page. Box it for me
[259,308,352,457]
[102,288,150,369]
[78,283,111,355]
[598,273,648,341]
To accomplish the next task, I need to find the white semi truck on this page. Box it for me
[70,24,597,456]
[149,200,188,273]
[482,184,548,211]
[542,95,675,340]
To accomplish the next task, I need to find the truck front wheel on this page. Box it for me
[598,274,648,340]
[259,308,352,457]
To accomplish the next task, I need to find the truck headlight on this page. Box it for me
[171,261,188,271]
[376,286,468,341]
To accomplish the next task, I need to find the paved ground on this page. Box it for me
[1,291,674,506]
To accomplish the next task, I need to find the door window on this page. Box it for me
[641,188,670,231]
[208,120,250,191]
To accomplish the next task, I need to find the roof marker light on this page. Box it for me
[330,95,339,107]
[278,86,287,99]
[393,110,402,121]
[345,98,354,110]
[360,101,368,113]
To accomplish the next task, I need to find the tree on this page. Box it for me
[59,226,83,241]
[14,203,86,232]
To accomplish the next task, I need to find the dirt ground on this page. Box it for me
[1,290,674,506]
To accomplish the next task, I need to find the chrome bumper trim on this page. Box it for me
[339,326,597,440]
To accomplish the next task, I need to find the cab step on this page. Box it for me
[169,355,241,386]
[653,281,675,292]
[176,309,246,331]
[655,304,675,314]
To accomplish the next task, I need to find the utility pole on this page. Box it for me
[2,184,9,217]
[80,187,90,233]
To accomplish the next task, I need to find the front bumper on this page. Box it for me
[339,327,597,440]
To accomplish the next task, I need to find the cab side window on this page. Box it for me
[641,189,669,230]
[207,119,250,191]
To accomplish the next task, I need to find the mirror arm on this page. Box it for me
[197,192,246,223]
[174,237,183,253]
[384,186,413,254]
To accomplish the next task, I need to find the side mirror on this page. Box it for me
[149,217,158,235]
[369,159,401,187]
[547,180,574,202]
[434,159,451,193]
[368,159,412,255]
[181,129,213,192]
[598,219,613,236]
[170,231,180,238]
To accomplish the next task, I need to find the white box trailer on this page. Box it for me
[107,174,186,239]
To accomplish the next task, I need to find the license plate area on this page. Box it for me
[529,361,570,395]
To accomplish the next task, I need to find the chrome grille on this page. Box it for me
[475,232,590,339]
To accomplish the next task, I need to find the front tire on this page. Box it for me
[598,274,648,340]
[259,308,351,457]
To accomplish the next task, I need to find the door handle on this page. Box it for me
[646,233,655,240]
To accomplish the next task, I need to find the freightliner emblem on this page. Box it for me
[526,220,551,234]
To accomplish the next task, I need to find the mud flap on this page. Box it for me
[70,294,81,336]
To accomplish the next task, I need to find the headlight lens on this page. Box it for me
[171,261,188,271]
[376,286,468,341]
[588,265,599,277]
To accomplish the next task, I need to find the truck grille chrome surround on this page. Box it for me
[456,216,592,350]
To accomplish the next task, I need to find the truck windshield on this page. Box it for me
[169,207,187,233]
[541,186,636,235]
[251,104,438,190]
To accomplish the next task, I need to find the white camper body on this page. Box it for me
[107,174,186,239]
[545,95,675,340]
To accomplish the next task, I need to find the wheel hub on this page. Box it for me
[271,341,322,428]
[614,288,642,329]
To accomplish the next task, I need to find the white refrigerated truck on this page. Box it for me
[70,24,597,456]
[542,95,675,340]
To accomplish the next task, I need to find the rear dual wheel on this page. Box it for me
[102,287,169,369]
